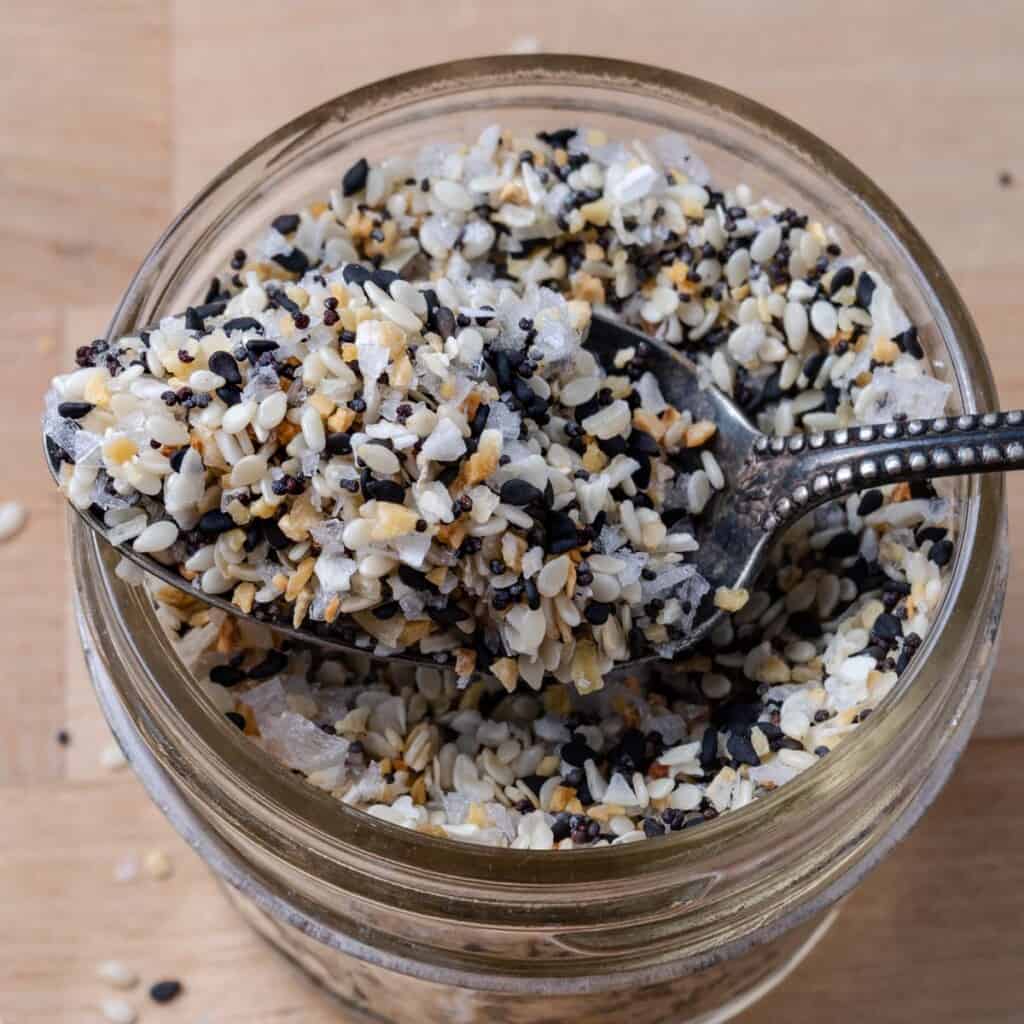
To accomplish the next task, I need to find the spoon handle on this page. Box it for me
[750,410,1024,530]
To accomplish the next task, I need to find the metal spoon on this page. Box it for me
[44,312,1021,671]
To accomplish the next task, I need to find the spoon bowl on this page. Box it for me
[45,313,1024,677]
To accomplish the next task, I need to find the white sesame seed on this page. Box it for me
[132,520,178,554]
[687,471,713,514]
[229,454,268,487]
[560,376,600,406]
[389,279,428,317]
[701,451,725,490]
[143,848,173,880]
[96,961,139,990]
[101,998,137,1024]
[750,223,782,263]
[100,742,127,771]
[188,369,224,392]
[301,406,326,453]
[582,400,630,440]
[0,501,28,542]
[357,443,401,476]
[537,555,570,597]
[221,399,256,434]
[257,391,288,430]
[810,300,838,339]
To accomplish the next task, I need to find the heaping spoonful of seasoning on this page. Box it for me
[42,295,1021,693]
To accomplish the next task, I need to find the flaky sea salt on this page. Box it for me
[858,368,951,423]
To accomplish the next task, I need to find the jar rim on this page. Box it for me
[92,54,1003,900]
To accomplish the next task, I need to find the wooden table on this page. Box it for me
[2,2,1022,1020]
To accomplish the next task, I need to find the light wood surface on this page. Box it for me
[1,3,1022,1021]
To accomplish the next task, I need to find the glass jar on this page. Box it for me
[70,55,1008,1023]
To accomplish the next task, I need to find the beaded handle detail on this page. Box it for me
[749,411,1024,530]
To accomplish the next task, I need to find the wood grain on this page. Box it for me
[0,313,65,782]
[1,2,1022,1020]
[0,778,341,1024]
[0,0,171,309]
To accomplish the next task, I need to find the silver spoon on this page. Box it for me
[44,312,1021,672]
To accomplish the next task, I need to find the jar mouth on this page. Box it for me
[90,55,1002,895]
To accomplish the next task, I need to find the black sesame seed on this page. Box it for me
[433,306,457,340]
[371,268,400,291]
[857,489,884,517]
[499,479,543,506]
[245,338,279,359]
[225,711,246,731]
[215,384,242,407]
[802,351,826,384]
[57,401,94,420]
[855,271,877,309]
[325,432,352,456]
[627,429,660,457]
[248,649,288,679]
[222,316,264,335]
[398,565,438,593]
[824,531,860,559]
[426,603,470,626]
[726,730,761,767]
[342,263,372,288]
[872,612,903,642]
[829,265,854,295]
[546,510,579,554]
[149,980,183,1004]
[883,579,913,598]
[271,213,301,235]
[915,525,948,546]
[197,510,236,535]
[208,350,241,386]
[643,817,666,838]
[699,726,720,773]
[365,479,406,503]
[928,539,954,567]
[537,128,577,148]
[271,248,310,276]
[584,602,612,625]
[210,665,246,687]
[342,157,370,196]
[893,326,924,359]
